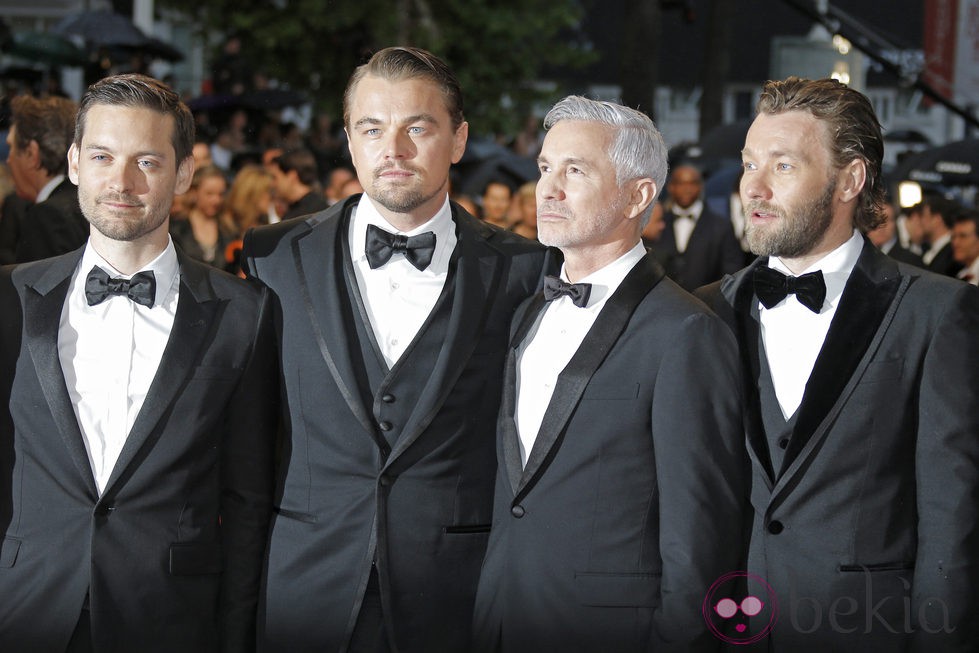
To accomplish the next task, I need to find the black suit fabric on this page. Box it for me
[473,253,749,652]
[281,190,328,222]
[14,179,88,263]
[697,239,979,651]
[241,196,550,653]
[926,241,963,278]
[650,206,743,290]
[0,248,277,653]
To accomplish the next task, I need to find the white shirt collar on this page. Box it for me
[80,236,180,309]
[350,193,455,271]
[559,241,646,309]
[37,175,65,203]
[767,229,863,312]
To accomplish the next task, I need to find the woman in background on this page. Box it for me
[170,165,237,269]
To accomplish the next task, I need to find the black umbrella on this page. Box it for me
[891,138,979,187]
[52,9,148,48]
[4,31,88,67]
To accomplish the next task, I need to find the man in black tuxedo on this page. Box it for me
[699,77,979,649]
[0,74,276,652]
[269,148,328,221]
[920,193,963,278]
[242,47,549,652]
[650,163,744,290]
[5,95,88,262]
[866,201,923,267]
[472,96,747,652]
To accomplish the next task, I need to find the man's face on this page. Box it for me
[482,182,511,222]
[667,166,702,209]
[740,111,837,258]
[345,74,468,225]
[535,120,632,252]
[6,124,35,201]
[269,163,293,200]
[867,203,896,248]
[68,104,192,243]
[952,220,979,266]
[904,209,925,244]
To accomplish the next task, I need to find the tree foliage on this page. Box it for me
[159,0,595,136]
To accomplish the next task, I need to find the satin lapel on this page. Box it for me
[775,242,906,485]
[721,259,776,488]
[515,254,663,499]
[21,251,98,496]
[388,211,503,463]
[500,294,547,495]
[295,206,376,435]
[103,256,218,493]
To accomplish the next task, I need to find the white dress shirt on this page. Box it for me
[349,193,457,369]
[759,229,863,419]
[923,232,951,265]
[515,241,646,466]
[957,257,979,285]
[672,199,702,253]
[59,239,180,494]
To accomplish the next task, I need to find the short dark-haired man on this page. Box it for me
[952,209,979,285]
[6,95,88,262]
[699,77,979,649]
[920,193,964,277]
[269,147,328,220]
[242,47,549,652]
[0,74,277,652]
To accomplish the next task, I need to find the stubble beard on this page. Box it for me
[369,165,445,215]
[744,178,836,259]
[81,190,167,242]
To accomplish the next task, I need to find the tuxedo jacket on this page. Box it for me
[14,179,88,263]
[281,190,328,222]
[473,253,749,652]
[884,242,924,268]
[0,247,277,653]
[241,196,550,653]
[697,239,979,651]
[926,241,963,278]
[650,206,744,291]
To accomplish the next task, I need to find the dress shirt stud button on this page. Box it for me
[381,394,395,404]
[379,421,393,432]
[511,505,525,518]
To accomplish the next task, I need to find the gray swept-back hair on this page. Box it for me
[543,95,668,207]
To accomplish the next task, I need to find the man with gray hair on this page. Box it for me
[472,95,748,652]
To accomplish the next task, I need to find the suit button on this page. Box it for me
[381,394,395,403]
[379,475,393,487]
[379,421,393,432]
[778,437,789,450]
[768,520,784,534]
[511,505,525,518]
[94,505,112,517]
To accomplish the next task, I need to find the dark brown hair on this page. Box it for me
[10,95,77,176]
[75,73,194,165]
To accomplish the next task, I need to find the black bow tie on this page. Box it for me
[753,266,826,313]
[365,224,437,271]
[85,266,156,308]
[543,275,592,308]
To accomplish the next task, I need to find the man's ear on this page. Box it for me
[837,159,866,204]
[25,139,42,170]
[451,121,469,165]
[625,178,657,221]
[175,156,194,195]
[67,143,80,185]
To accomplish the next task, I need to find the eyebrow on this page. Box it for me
[741,147,807,162]
[85,143,168,159]
[537,155,589,168]
[353,113,440,130]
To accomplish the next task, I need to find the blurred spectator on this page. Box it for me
[900,201,927,255]
[451,193,479,216]
[6,94,87,262]
[920,193,963,277]
[509,181,538,240]
[867,201,923,267]
[480,179,512,228]
[324,165,356,206]
[952,209,979,285]
[649,163,742,290]
[270,147,327,220]
[211,34,252,96]
[170,165,237,268]
[192,139,214,170]
[641,200,666,248]
[338,176,363,200]
[0,162,25,264]
[225,164,275,234]
[511,113,543,157]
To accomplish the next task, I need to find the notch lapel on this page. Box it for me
[21,251,98,497]
[514,254,664,499]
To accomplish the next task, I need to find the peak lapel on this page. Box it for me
[515,254,663,498]
[102,256,219,493]
[21,251,99,496]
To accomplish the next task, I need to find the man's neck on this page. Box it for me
[562,239,640,283]
[89,229,171,276]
